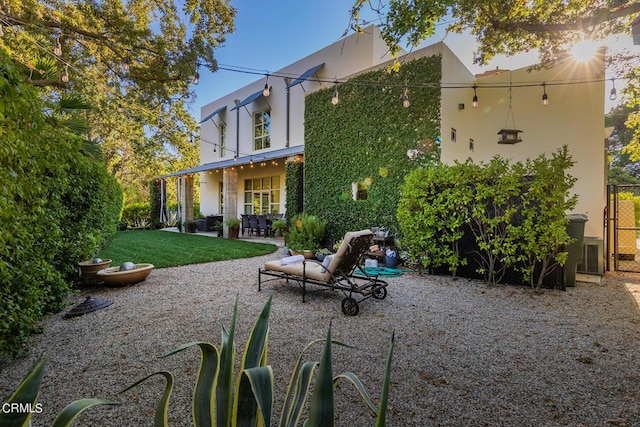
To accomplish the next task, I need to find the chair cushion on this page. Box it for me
[264,260,331,281]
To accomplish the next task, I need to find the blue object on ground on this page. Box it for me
[355,267,403,277]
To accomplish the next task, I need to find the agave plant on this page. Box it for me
[122,294,394,426]
[0,358,119,427]
[0,296,394,426]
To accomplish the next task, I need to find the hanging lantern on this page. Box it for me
[497,129,523,144]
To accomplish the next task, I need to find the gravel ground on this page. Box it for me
[2,251,640,426]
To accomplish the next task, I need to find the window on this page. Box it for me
[244,176,280,214]
[219,123,226,157]
[451,128,457,142]
[254,110,271,150]
[352,179,371,201]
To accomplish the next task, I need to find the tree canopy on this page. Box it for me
[0,0,236,203]
[351,0,640,157]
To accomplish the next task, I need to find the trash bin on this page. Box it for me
[564,214,588,287]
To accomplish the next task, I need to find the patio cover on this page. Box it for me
[156,145,304,179]
[198,105,226,124]
[287,63,325,88]
[230,89,266,111]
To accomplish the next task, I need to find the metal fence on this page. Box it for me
[607,185,640,272]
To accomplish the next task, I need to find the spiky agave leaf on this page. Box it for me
[238,366,274,427]
[232,294,273,427]
[51,399,120,427]
[0,358,47,427]
[119,371,174,427]
[163,341,220,427]
[305,325,335,427]
[375,331,395,427]
[216,294,238,427]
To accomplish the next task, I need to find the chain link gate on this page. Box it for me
[607,184,640,272]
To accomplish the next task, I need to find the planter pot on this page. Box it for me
[229,227,240,239]
[97,263,154,287]
[291,250,315,259]
[78,259,112,286]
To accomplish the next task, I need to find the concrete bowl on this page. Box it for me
[96,263,154,287]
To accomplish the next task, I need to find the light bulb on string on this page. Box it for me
[472,85,478,108]
[54,35,62,56]
[541,82,548,106]
[402,86,410,108]
[331,79,339,105]
[263,75,270,97]
[609,79,617,101]
[61,65,69,83]
[122,58,130,72]
[193,69,200,85]
[0,25,4,38]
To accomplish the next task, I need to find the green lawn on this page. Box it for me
[97,230,277,268]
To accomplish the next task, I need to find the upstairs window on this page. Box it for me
[254,110,271,150]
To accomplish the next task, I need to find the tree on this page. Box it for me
[350,0,640,155]
[607,104,640,185]
[0,0,236,202]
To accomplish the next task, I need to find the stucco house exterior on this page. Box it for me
[161,25,606,270]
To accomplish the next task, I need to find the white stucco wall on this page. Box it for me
[440,53,606,238]
[197,26,396,216]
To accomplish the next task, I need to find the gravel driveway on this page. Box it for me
[2,253,640,426]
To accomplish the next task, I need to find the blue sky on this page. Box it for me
[190,0,636,118]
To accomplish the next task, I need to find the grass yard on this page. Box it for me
[97,230,277,268]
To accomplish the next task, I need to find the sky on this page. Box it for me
[189,0,638,119]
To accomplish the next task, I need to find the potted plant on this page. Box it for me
[186,220,198,233]
[225,218,241,239]
[210,221,223,237]
[271,219,287,237]
[286,213,326,258]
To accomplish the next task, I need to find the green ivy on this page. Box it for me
[285,161,304,217]
[304,55,441,244]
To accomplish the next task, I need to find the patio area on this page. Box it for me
[1,254,639,426]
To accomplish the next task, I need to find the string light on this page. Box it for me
[122,58,130,72]
[193,69,200,85]
[53,35,62,56]
[472,85,478,108]
[0,25,4,38]
[402,86,410,108]
[331,79,339,105]
[61,64,69,83]
[263,75,270,97]
[541,82,548,106]
[609,79,617,101]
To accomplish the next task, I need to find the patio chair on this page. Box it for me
[257,215,271,237]
[248,215,259,236]
[258,229,388,315]
[241,214,251,236]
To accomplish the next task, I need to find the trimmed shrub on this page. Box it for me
[121,202,152,229]
[0,57,123,357]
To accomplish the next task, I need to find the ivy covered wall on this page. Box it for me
[304,54,442,244]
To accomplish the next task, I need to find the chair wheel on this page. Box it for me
[341,297,359,316]
[372,287,387,299]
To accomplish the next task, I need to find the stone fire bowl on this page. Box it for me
[96,263,154,287]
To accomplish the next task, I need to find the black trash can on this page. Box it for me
[564,214,588,287]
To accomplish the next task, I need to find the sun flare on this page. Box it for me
[571,40,601,62]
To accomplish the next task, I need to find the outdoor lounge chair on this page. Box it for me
[258,229,388,315]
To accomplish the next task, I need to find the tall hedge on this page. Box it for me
[304,55,441,244]
[0,59,123,356]
[397,147,577,288]
[285,161,304,217]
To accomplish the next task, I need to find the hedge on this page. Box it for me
[0,58,123,357]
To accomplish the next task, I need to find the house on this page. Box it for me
[160,26,606,271]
